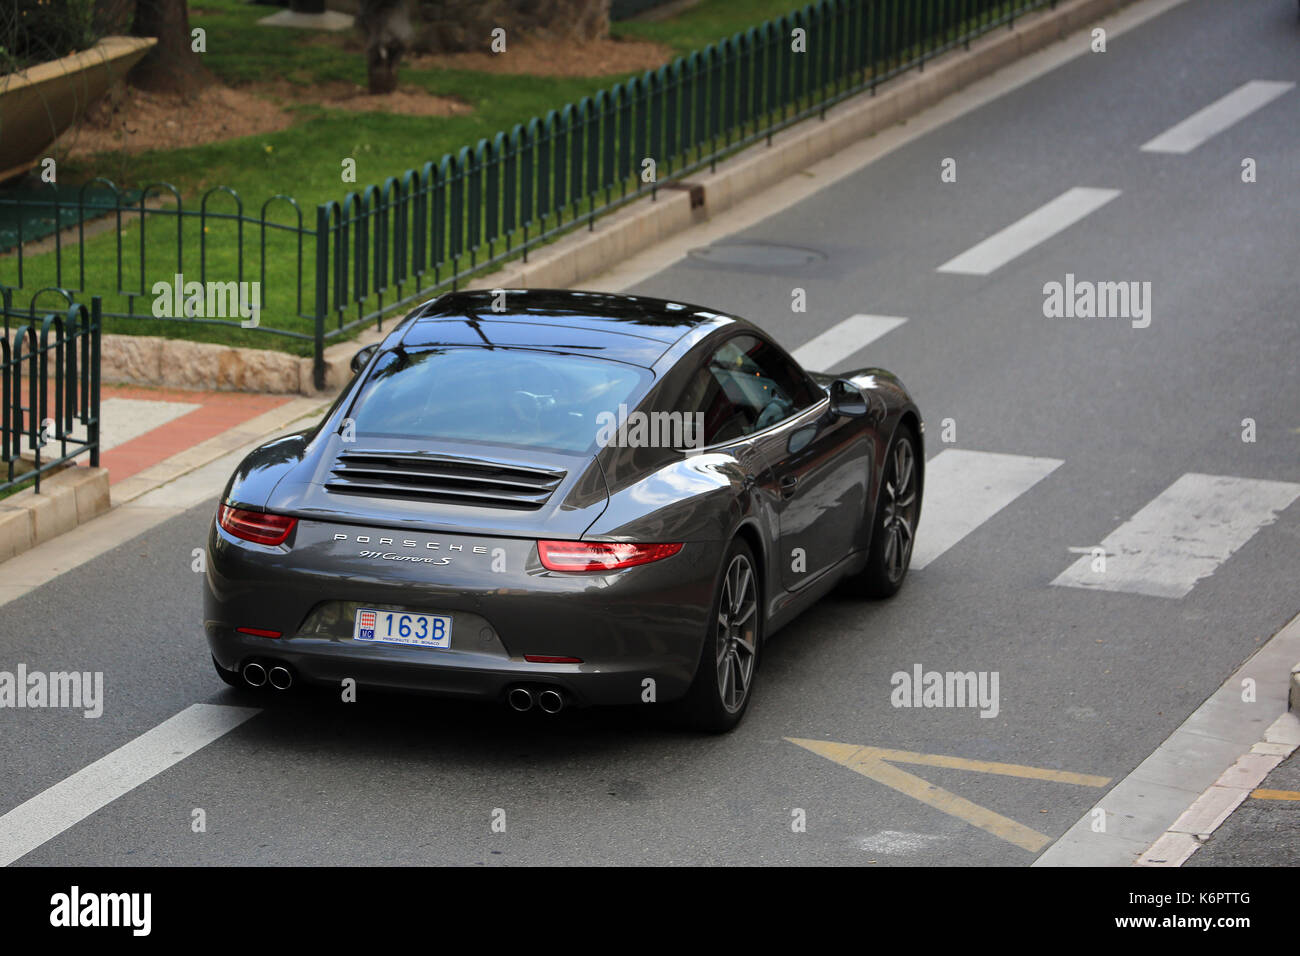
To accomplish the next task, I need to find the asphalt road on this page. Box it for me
[1,0,1297,866]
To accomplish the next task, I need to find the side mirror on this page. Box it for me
[829,379,869,418]
[350,343,379,375]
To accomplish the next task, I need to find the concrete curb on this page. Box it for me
[1135,711,1300,867]
[1036,606,1300,866]
[0,466,111,564]
[101,0,1132,397]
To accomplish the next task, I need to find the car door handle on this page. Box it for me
[780,475,799,498]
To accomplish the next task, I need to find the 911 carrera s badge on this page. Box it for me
[358,551,452,565]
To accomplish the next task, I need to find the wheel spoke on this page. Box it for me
[733,602,756,627]
[896,444,913,494]
[733,566,752,614]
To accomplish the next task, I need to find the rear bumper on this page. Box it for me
[208,630,681,707]
[204,517,722,707]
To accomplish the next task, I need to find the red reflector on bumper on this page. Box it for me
[524,655,584,664]
[236,627,282,638]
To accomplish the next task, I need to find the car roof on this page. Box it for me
[401,289,740,367]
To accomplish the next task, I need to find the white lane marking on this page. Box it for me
[0,703,259,866]
[99,397,201,452]
[1052,473,1300,599]
[911,450,1063,570]
[791,314,907,371]
[936,187,1121,276]
[1140,80,1295,154]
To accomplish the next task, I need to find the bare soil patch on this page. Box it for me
[54,81,468,160]
[54,84,294,160]
[51,32,665,161]
[410,36,674,77]
[265,79,472,117]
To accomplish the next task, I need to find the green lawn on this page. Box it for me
[2,0,1034,353]
[612,0,826,53]
[3,0,820,351]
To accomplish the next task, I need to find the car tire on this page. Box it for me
[679,538,763,734]
[212,656,247,689]
[854,424,920,599]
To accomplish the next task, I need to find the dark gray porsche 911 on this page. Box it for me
[205,289,923,731]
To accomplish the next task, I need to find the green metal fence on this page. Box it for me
[1,288,101,494]
[0,0,1056,389]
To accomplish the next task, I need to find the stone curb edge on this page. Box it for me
[1134,710,1300,867]
[0,467,111,564]
[1135,613,1300,867]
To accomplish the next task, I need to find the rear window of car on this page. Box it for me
[348,346,651,455]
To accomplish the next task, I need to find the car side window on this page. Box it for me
[681,334,821,445]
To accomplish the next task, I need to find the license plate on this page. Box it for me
[353,608,452,648]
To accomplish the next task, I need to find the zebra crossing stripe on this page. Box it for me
[1052,473,1300,598]
[791,315,907,372]
[911,450,1063,570]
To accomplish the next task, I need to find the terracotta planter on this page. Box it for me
[0,36,157,183]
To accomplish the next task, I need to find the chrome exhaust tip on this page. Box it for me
[268,665,293,690]
[537,688,565,715]
[507,687,535,712]
[242,662,267,687]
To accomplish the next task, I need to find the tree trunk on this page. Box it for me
[358,0,414,95]
[415,0,611,55]
[130,0,208,94]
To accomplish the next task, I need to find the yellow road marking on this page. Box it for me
[785,738,1111,854]
[1250,788,1300,801]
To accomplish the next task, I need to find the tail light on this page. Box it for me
[218,504,297,546]
[538,540,682,572]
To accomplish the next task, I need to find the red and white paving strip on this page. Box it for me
[97,386,292,486]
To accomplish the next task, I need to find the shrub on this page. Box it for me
[1,0,98,72]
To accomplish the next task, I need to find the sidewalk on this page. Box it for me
[98,385,292,487]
